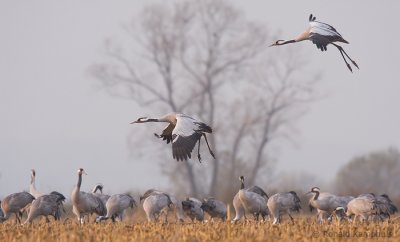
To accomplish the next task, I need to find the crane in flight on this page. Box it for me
[131,112,215,162]
[270,14,359,72]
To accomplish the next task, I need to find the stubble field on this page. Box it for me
[1,216,399,242]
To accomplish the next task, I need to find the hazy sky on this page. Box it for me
[1,0,399,198]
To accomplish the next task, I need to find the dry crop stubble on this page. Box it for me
[0,216,399,242]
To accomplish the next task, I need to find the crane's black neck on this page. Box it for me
[277,39,296,46]
[312,190,320,200]
[77,174,82,191]
[240,179,245,190]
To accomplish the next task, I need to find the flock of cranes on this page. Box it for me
[0,169,397,225]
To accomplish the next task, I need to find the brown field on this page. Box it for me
[1,215,399,242]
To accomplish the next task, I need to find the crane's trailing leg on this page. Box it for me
[197,139,202,163]
[203,134,215,159]
[334,45,353,72]
[332,43,359,71]
[337,45,359,69]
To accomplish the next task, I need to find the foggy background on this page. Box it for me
[1,0,399,202]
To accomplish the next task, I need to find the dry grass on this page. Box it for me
[0,215,399,242]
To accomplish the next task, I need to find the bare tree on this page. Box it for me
[334,148,400,199]
[90,0,318,197]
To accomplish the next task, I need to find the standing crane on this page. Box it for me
[140,189,184,222]
[96,194,136,223]
[23,192,65,224]
[267,191,302,225]
[270,14,359,72]
[182,197,205,222]
[131,113,215,162]
[232,176,269,222]
[0,192,35,224]
[306,187,353,223]
[140,189,173,222]
[71,168,106,224]
[345,194,380,222]
[201,198,227,221]
[30,169,43,198]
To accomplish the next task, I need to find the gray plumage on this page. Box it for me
[141,190,173,222]
[267,191,301,224]
[50,191,66,220]
[346,194,379,222]
[71,168,106,224]
[0,192,35,224]
[96,194,136,223]
[270,14,359,72]
[232,176,268,222]
[168,195,185,222]
[182,197,204,222]
[307,187,353,223]
[201,198,227,221]
[23,192,65,224]
[92,184,111,207]
[375,194,398,219]
[131,113,215,162]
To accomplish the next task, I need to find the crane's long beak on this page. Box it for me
[83,171,88,175]
[130,117,147,124]
[304,191,312,195]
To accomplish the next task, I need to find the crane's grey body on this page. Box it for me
[201,198,227,221]
[131,112,215,161]
[169,195,185,222]
[141,190,173,222]
[92,184,111,207]
[307,187,353,223]
[314,195,354,223]
[271,14,359,72]
[71,168,106,224]
[0,192,35,224]
[96,194,136,223]
[140,189,182,222]
[267,191,301,224]
[23,192,65,224]
[347,193,398,222]
[29,169,44,199]
[346,194,379,222]
[182,197,204,222]
[375,194,398,220]
[232,176,268,222]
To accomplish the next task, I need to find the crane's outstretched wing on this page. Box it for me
[155,123,175,144]
[172,133,201,161]
[171,115,202,161]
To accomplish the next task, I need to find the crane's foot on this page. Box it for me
[197,153,202,163]
[346,64,353,72]
[352,61,359,69]
[210,151,216,159]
